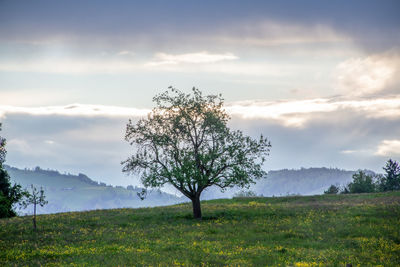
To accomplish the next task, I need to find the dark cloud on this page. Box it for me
[1,1,398,52]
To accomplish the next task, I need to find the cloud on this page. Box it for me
[340,150,357,154]
[375,140,400,156]
[0,58,143,74]
[146,51,238,66]
[0,104,150,118]
[226,95,400,127]
[215,22,350,47]
[0,51,282,77]
[116,50,135,56]
[334,50,400,96]
[2,95,400,128]
[0,52,292,77]
[2,95,400,184]
[145,61,291,76]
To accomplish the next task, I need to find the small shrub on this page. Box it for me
[233,190,257,198]
[324,184,340,194]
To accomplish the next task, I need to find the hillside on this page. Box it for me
[1,192,399,266]
[5,166,184,214]
[6,166,370,212]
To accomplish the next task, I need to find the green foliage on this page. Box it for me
[1,192,399,266]
[0,123,26,218]
[324,184,340,194]
[346,171,376,193]
[379,159,400,191]
[123,87,271,218]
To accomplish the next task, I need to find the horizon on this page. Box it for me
[1,0,399,187]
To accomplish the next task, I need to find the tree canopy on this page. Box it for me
[380,159,400,191]
[122,87,271,219]
[347,170,375,193]
[0,123,26,218]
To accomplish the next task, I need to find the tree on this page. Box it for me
[379,159,400,191]
[0,123,26,218]
[21,185,48,230]
[324,184,340,194]
[347,170,376,193]
[122,87,271,219]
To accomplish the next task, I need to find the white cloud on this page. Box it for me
[0,59,142,74]
[144,61,291,76]
[146,51,238,66]
[375,140,400,156]
[0,52,283,76]
[116,50,135,56]
[214,22,350,46]
[334,51,400,96]
[226,95,400,127]
[2,95,399,128]
[340,150,357,154]
[226,98,335,127]
[0,104,150,118]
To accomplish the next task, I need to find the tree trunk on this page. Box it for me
[191,196,202,219]
[33,202,37,231]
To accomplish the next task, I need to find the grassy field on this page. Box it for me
[1,192,400,266]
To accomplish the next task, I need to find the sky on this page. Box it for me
[0,0,399,187]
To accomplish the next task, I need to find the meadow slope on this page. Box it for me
[1,192,400,266]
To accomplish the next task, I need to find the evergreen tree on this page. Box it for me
[380,159,400,191]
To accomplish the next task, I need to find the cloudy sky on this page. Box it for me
[0,0,399,187]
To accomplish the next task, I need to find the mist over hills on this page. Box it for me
[253,168,359,196]
[5,165,184,215]
[202,167,374,199]
[6,165,375,214]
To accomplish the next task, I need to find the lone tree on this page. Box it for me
[0,123,26,218]
[122,87,271,219]
[21,185,48,230]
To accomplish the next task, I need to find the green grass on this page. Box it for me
[1,192,400,266]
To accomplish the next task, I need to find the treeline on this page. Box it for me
[325,159,400,194]
[15,166,104,187]
[9,165,144,190]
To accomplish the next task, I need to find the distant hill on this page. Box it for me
[201,167,375,199]
[5,165,184,215]
[5,165,377,213]
[252,167,361,196]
